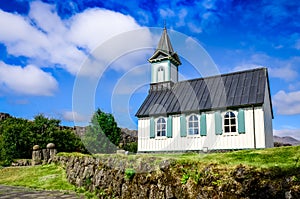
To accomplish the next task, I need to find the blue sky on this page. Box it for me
[0,0,300,139]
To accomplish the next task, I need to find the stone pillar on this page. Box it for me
[47,143,57,163]
[32,145,42,166]
[42,149,50,164]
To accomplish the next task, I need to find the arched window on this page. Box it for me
[188,115,199,135]
[157,67,165,82]
[224,111,236,133]
[156,118,166,136]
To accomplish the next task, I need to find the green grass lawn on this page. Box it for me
[149,145,300,169]
[0,164,75,191]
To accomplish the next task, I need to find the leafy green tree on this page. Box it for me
[81,109,121,154]
[32,114,86,153]
[0,117,33,163]
[0,114,87,165]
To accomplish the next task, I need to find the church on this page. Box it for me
[135,28,274,152]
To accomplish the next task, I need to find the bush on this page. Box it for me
[124,142,137,153]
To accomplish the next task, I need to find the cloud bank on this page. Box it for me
[0,1,150,95]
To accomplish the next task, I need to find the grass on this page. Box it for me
[0,164,75,191]
[201,145,300,169]
[139,145,300,169]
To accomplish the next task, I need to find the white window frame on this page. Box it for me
[223,111,238,136]
[187,114,200,136]
[156,117,167,137]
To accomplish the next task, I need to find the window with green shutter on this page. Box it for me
[215,112,222,135]
[238,109,246,134]
[167,116,173,138]
[150,117,155,138]
[224,111,237,133]
[180,114,187,137]
[200,114,207,136]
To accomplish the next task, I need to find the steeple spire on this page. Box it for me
[156,26,174,53]
[148,26,181,66]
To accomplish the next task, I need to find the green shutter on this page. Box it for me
[215,112,222,135]
[167,116,173,138]
[150,117,155,138]
[180,114,187,137]
[200,114,207,136]
[238,109,246,134]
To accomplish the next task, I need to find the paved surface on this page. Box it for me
[0,185,85,199]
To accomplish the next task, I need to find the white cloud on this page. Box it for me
[274,129,300,141]
[232,53,299,81]
[159,8,175,18]
[273,90,300,115]
[269,67,298,81]
[68,8,142,50]
[0,62,58,96]
[233,64,264,72]
[0,1,151,76]
[187,22,202,33]
[62,111,90,122]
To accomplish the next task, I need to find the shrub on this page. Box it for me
[124,142,137,153]
[124,168,135,180]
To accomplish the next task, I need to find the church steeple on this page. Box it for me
[156,27,174,53]
[148,27,181,66]
[149,27,181,91]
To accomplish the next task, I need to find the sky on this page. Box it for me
[0,0,300,140]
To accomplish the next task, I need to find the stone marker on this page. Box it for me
[32,145,41,166]
[33,145,40,151]
[47,143,55,149]
[116,150,126,154]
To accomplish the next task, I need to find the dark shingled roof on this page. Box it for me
[136,68,273,117]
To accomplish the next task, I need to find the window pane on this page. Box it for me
[194,129,199,134]
[189,122,193,128]
[161,131,166,136]
[224,113,229,118]
[231,126,236,132]
[230,112,235,117]
[224,119,229,125]
[162,124,166,130]
[225,126,230,133]
[231,119,236,125]
[194,122,198,127]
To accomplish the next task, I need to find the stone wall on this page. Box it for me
[52,154,300,199]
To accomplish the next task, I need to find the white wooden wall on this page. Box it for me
[137,106,272,152]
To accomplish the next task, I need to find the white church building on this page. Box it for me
[135,28,274,152]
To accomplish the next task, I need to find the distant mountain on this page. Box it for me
[273,136,300,146]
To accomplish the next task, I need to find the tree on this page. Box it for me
[0,114,87,165]
[81,109,121,154]
[32,114,86,153]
